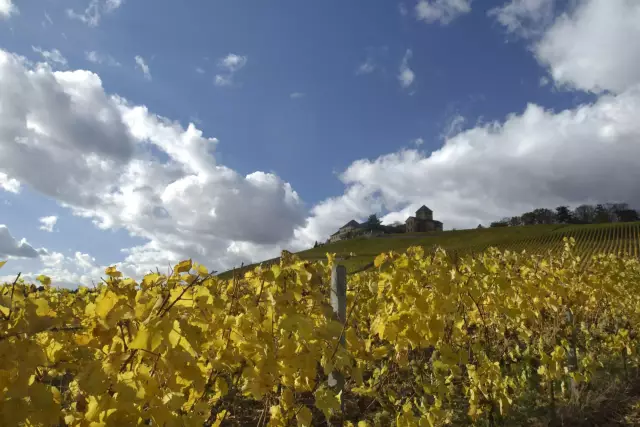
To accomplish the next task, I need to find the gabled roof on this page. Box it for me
[339,220,361,230]
[416,205,432,214]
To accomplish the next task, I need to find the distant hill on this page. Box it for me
[218,221,640,279]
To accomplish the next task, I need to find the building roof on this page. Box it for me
[339,220,361,230]
[405,216,417,223]
[416,205,432,214]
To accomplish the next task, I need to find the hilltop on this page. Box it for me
[219,221,640,278]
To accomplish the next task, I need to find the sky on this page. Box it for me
[1,0,640,286]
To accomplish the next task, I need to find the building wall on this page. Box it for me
[416,209,433,221]
[406,218,442,233]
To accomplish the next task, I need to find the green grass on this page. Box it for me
[218,222,640,278]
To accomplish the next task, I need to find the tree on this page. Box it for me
[531,208,556,224]
[616,209,640,222]
[521,212,536,226]
[574,204,596,224]
[509,216,523,227]
[594,204,611,223]
[364,214,382,231]
[555,206,573,224]
[313,241,318,248]
[477,224,484,229]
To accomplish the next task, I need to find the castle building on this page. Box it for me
[405,205,443,232]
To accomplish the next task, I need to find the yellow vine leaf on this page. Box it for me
[95,291,119,320]
[197,264,209,276]
[174,259,192,274]
[296,406,313,426]
[129,324,164,352]
[104,265,122,278]
[315,387,341,420]
[36,275,51,287]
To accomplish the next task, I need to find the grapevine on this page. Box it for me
[1,238,640,425]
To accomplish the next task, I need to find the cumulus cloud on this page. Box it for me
[0,225,39,259]
[67,0,124,27]
[534,0,640,94]
[134,55,151,80]
[214,53,247,87]
[39,216,58,232]
[32,47,68,67]
[398,49,415,89]
[489,0,556,39]
[290,92,305,99]
[0,49,305,275]
[0,0,17,19]
[0,172,19,193]
[292,86,640,244]
[9,250,105,288]
[86,51,121,67]
[416,0,472,25]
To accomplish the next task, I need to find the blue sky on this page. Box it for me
[1,0,640,286]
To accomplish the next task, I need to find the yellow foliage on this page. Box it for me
[1,239,640,425]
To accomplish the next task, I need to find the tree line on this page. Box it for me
[489,203,640,228]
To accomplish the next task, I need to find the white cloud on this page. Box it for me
[412,138,424,147]
[42,12,54,27]
[0,0,17,19]
[0,225,39,259]
[39,216,58,232]
[489,0,556,39]
[214,53,248,87]
[1,249,121,288]
[292,85,640,244]
[219,54,247,72]
[356,58,376,75]
[0,48,305,276]
[134,55,151,80]
[398,49,415,89]
[534,0,640,94]
[67,0,124,27]
[32,47,68,67]
[19,250,103,288]
[416,0,472,25]
[214,75,233,87]
[441,114,466,139]
[195,67,205,74]
[0,172,19,193]
[539,76,550,87]
[290,92,305,99]
[85,51,121,67]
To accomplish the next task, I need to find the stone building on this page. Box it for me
[405,205,443,232]
[328,220,362,243]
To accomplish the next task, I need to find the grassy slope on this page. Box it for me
[218,221,640,278]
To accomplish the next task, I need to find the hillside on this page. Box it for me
[219,221,640,278]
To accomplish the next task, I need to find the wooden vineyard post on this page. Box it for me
[328,264,347,426]
[566,308,579,403]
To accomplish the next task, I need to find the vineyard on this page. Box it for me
[220,222,640,277]
[3,238,640,425]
